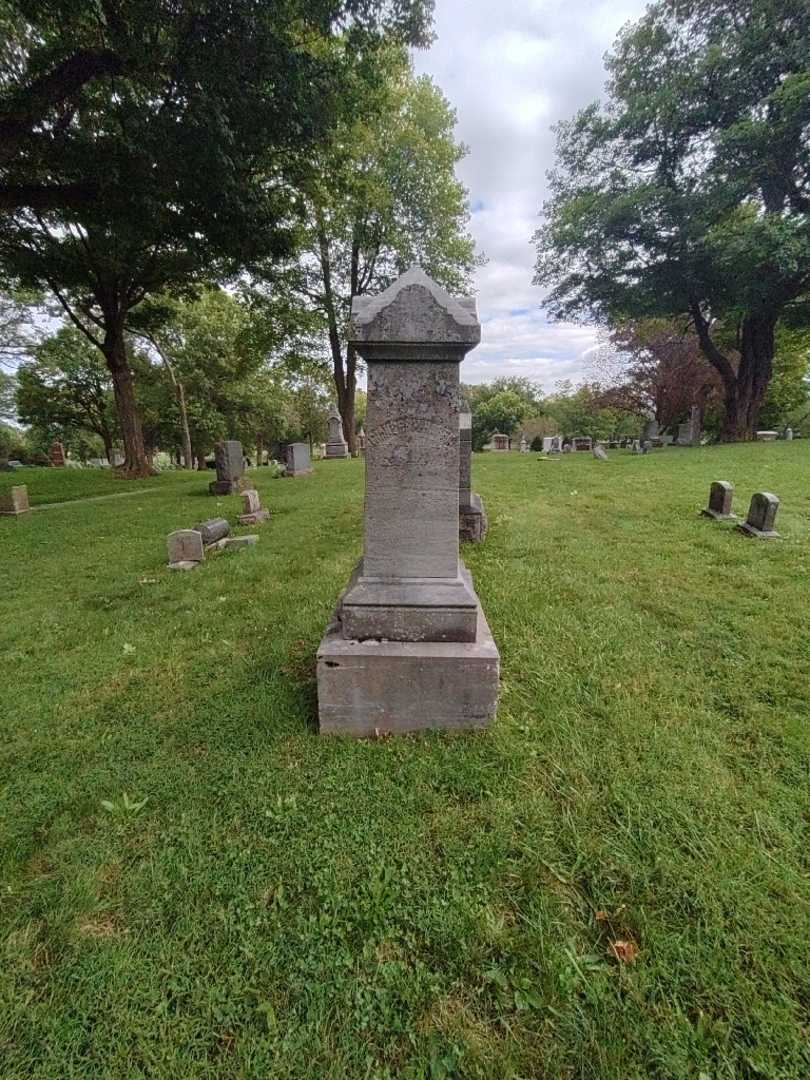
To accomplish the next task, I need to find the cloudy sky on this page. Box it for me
[412,0,647,390]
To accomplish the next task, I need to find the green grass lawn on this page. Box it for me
[1,445,808,1079]
[0,465,184,507]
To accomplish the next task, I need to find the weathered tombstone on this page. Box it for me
[0,484,30,516]
[491,432,510,451]
[756,430,778,442]
[167,529,205,570]
[358,426,366,454]
[592,445,608,461]
[325,407,349,459]
[519,434,528,453]
[284,442,312,477]
[49,441,66,467]
[572,436,592,451]
[238,488,270,525]
[737,492,781,539]
[208,440,244,494]
[678,406,702,446]
[641,418,660,442]
[700,480,736,521]
[548,435,562,454]
[317,266,499,736]
[784,427,794,441]
[458,401,488,543]
[194,517,231,545]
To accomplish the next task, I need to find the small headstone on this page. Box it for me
[49,441,66,467]
[285,442,313,477]
[459,403,488,543]
[592,445,608,461]
[737,492,781,539]
[325,407,349,459]
[358,426,366,454]
[208,440,244,494]
[641,419,660,441]
[700,480,736,521]
[546,435,562,454]
[5,459,24,470]
[194,517,231,545]
[519,435,528,453]
[756,430,778,442]
[562,443,572,453]
[0,484,30,516]
[784,427,794,441]
[167,529,204,568]
[491,432,510,451]
[238,488,270,525]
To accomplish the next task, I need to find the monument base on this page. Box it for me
[737,522,781,540]
[208,479,242,495]
[238,510,270,525]
[325,442,349,459]
[700,509,737,522]
[460,493,488,543]
[317,600,499,737]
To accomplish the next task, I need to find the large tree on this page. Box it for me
[0,1,433,475]
[256,50,478,452]
[534,0,810,441]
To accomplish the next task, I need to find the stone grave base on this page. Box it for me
[208,479,243,495]
[459,493,488,543]
[737,522,781,540]
[700,508,737,522]
[317,576,499,737]
[238,510,270,525]
[325,443,349,459]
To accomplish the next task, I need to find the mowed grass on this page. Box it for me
[0,465,184,506]
[1,445,808,1079]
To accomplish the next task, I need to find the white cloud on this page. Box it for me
[413,0,647,391]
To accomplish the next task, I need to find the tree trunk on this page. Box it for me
[339,344,357,455]
[175,381,193,469]
[719,313,777,441]
[103,326,151,477]
[256,434,264,467]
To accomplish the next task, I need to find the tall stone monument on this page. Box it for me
[317,267,499,736]
[325,407,349,459]
[208,440,243,495]
[459,399,488,543]
[49,441,66,467]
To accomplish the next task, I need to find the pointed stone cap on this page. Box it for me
[350,266,480,361]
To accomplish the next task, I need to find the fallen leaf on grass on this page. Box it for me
[595,910,609,922]
[609,939,638,964]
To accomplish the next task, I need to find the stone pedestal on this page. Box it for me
[737,492,781,539]
[701,480,736,521]
[316,267,499,736]
[325,408,349,459]
[0,485,30,516]
[459,407,488,543]
[238,489,270,525]
[208,440,244,494]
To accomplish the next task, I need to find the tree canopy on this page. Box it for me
[0,0,434,474]
[534,0,810,440]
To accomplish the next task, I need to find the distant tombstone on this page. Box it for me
[459,404,488,543]
[167,529,204,569]
[784,427,794,441]
[547,435,562,454]
[111,450,125,467]
[325,407,349,459]
[208,440,244,494]
[358,426,366,454]
[49,441,66,467]
[562,443,572,454]
[700,480,736,521]
[285,442,313,477]
[572,436,593,451]
[519,434,528,453]
[678,406,702,446]
[737,492,781,539]
[491,432,510,451]
[641,419,659,441]
[0,484,30,516]
[194,517,231,545]
[238,488,270,525]
[5,460,24,470]
[756,430,778,442]
[592,445,608,461]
